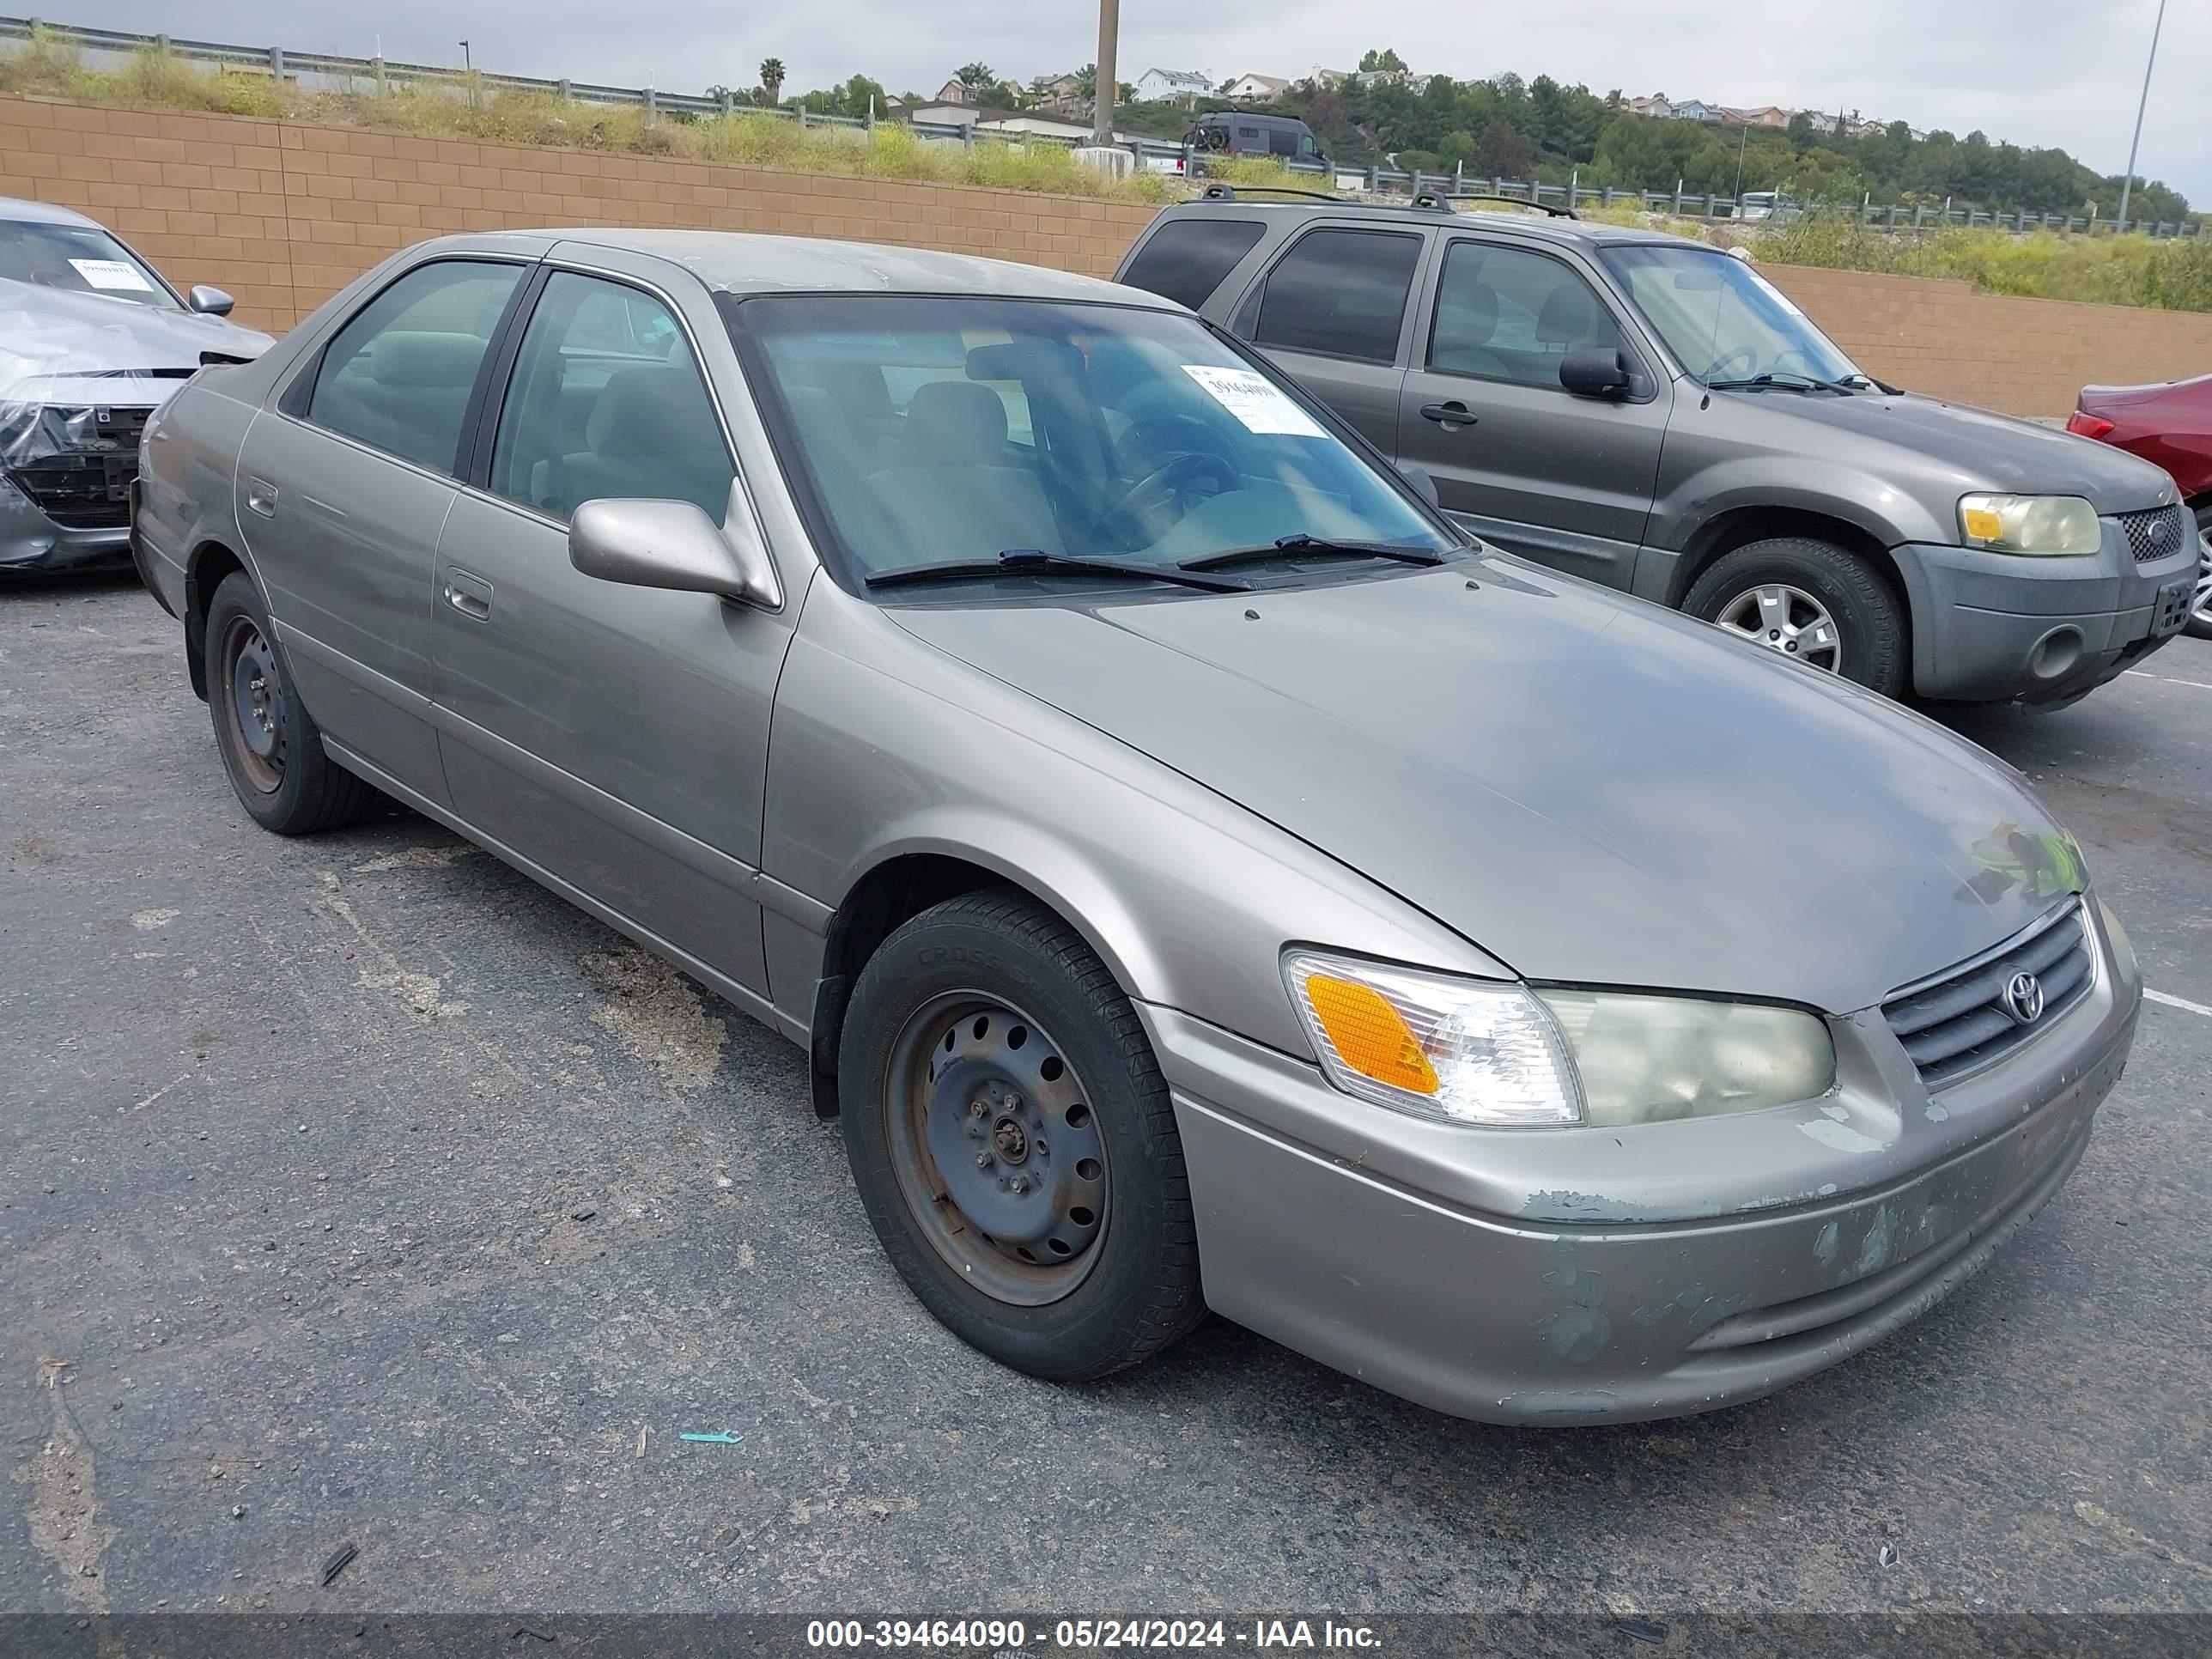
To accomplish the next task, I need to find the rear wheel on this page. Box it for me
[837,890,1205,1382]
[205,571,378,835]
[2185,504,2211,641]
[1685,537,1909,699]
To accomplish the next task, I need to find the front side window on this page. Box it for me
[1429,241,1625,388]
[0,218,176,308]
[306,260,523,473]
[1120,219,1266,311]
[1252,229,1421,365]
[488,270,732,523]
[728,294,1455,592]
[1601,244,1863,386]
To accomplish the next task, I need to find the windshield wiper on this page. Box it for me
[864,549,1251,593]
[1705,371,1858,395]
[1180,533,1449,573]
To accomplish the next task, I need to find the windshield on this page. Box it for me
[726,294,1455,592]
[1601,245,1860,387]
[0,219,178,309]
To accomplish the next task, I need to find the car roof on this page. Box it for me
[510,228,1179,305]
[1148,196,1711,251]
[0,195,104,228]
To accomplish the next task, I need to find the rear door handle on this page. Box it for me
[443,567,495,621]
[1419,402,1476,428]
[245,477,278,517]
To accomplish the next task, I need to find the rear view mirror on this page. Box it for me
[568,481,782,610]
[187,284,235,316]
[1560,348,1633,400]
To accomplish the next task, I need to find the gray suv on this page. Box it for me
[1118,192,2197,705]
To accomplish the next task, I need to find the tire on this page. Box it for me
[1684,537,1909,700]
[2185,504,2211,642]
[837,889,1205,1382]
[204,570,378,835]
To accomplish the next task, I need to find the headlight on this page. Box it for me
[1283,951,1835,1128]
[1958,493,2100,556]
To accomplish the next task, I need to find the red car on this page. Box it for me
[2070,374,2212,638]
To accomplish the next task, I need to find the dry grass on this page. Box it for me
[0,33,1177,203]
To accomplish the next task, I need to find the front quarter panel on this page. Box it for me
[763,580,1508,1055]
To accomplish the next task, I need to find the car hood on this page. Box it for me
[0,275,273,410]
[1734,386,2174,512]
[890,556,2086,1015]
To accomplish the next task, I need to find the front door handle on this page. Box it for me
[245,477,279,517]
[443,568,495,622]
[1419,402,1477,428]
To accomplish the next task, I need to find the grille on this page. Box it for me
[2114,503,2188,564]
[1883,904,2092,1089]
[4,405,154,531]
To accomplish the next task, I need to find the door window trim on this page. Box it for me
[1420,234,1662,404]
[1241,222,1427,368]
[273,255,538,478]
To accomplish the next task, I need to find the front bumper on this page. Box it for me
[1140,910,2139,1426]
[0,472,135,575]
[1894,522,2197,706]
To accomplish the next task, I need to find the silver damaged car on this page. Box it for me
[134,229,2143,1425]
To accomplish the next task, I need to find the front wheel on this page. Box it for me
[837,890,1205,1382]
[2185,505,2211,641]
[1684,537,1909,699]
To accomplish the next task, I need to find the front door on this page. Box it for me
[429,260,798,994]
[236,257,531,797]
[1396,236,1672,590]
[1234,223,1425,454]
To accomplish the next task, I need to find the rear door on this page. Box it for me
[1395,234,1671,589]
[237,255,534,799]
[1228,223,1425,453]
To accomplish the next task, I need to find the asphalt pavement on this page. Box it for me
[3,573,2208,1618]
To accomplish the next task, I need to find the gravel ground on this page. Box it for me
[3,574,2208,1618]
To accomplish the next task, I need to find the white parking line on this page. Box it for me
[2147,988,2212,1019]
[2124,671,2212,692]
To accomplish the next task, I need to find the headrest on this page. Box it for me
[807,360,894,422]
[904,380,1008,465]
[369,331,487,389]
[1536,284,1597,347]
[1437,283,1498,346]
[586,366,719,458]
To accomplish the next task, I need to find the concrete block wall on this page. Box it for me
[7,95,2211,416]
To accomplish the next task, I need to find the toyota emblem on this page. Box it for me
[2002,971,2045,1025]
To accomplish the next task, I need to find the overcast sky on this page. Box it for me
[67,0,2212,202]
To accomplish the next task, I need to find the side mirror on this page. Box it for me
[186,284,235,316]
[1559,347,1632,399]
[568,483,782,610]
[1396,461,1442,508]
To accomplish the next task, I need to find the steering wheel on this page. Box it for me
[1703,345,1760,382]
[1099,451,1239,538]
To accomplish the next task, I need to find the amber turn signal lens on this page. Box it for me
[1303,974,1439,1095]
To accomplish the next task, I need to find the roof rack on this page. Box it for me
[1197,183,1346,204]
[1410,191,1577,219]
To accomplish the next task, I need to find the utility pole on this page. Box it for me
[1093,0,1119,143]
[1732,120,1749,204]
[2116,0,2167,229]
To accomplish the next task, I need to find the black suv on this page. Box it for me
[1115,191,2194,706]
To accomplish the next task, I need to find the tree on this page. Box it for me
[957,63,995,95]
[757,58,785,106]
[1475,116,1534,179]
[1359,48,1407,74]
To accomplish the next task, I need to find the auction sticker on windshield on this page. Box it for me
[69,258,155,293]
[1181,365,1327,438]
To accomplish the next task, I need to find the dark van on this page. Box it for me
[1184,111,1328,171]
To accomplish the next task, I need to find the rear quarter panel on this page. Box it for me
[137,377,258,614]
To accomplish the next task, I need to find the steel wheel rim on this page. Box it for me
[1715,582,1844,672]
[884,992,1110,1306]
[219,615,285,793]
[2192,518,2211,627]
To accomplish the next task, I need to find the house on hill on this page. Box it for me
[1133,67,1214,105]
[1221,71,1289,101]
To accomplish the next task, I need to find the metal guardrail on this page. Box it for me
[3,16,2201,238]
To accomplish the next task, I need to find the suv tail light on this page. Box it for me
[2066,410,2116,441]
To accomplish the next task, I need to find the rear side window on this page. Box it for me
[1267,127,1298,158]
[306,260,523,474]
[1121,219,1266,311]
[1251,228,1422,365]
